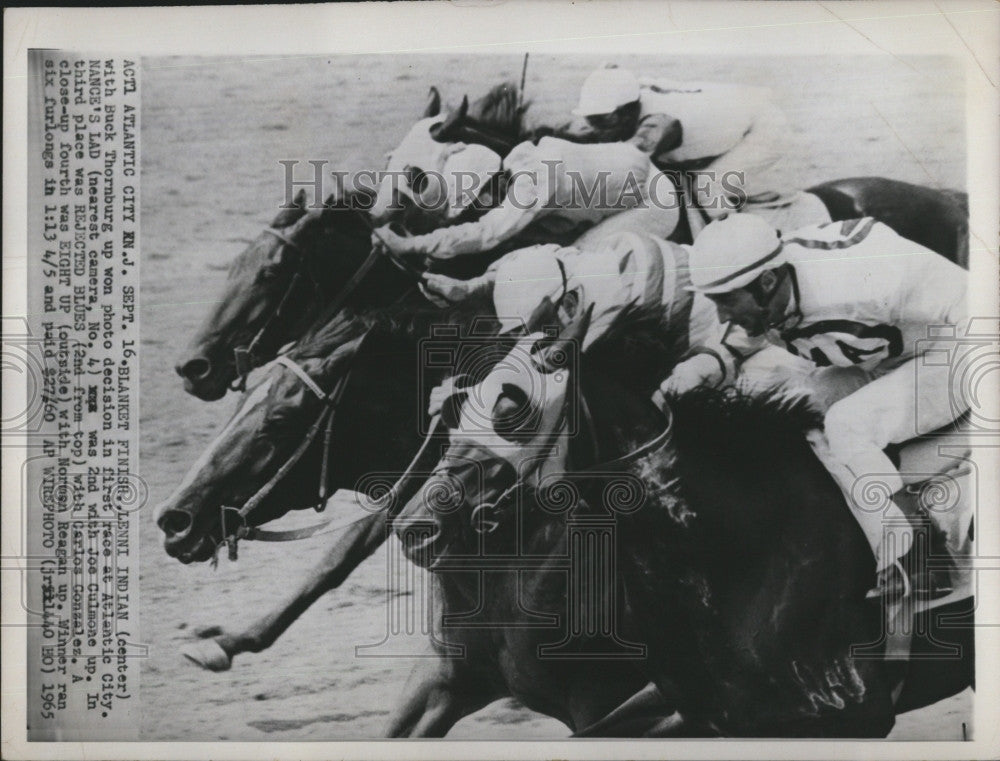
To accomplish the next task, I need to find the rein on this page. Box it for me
[214,327,445,566]
[231,226,323,391]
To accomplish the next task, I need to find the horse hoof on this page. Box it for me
[180,639,232,672]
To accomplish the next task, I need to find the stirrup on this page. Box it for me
[865,560,910,601]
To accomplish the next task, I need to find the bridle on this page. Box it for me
[230,225,327,392]
[468,391,674,536]
[216,347,357,564]
[230,212,426,393]
[215,329,445,566]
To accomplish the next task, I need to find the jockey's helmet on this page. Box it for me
[573,66,641,117]
[686,214,785,294]
[493,246,568,333]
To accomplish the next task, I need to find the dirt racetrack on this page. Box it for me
[139,53,971,740]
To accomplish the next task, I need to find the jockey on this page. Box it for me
[372,135,678,261]
[421,230,732,416]
[427,232,716,345]
[659,214,970,600]
[571,65,828,231]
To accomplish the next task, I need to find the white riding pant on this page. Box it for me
[736,350,968,570]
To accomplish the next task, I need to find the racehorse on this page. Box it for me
[160,297,489,562]
[158,299,674,736]
[177,82,529,401]
[404,303,974,736]
[175,190,377,401]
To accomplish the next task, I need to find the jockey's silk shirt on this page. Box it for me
[638,79,770,164]
[712,217,971,572]
[637,78,790,209]
[384,137,659,259]
[489,231,723,354]
[720,218,968,372]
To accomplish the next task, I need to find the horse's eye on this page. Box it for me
[406,165,429,195]
[492,383,535,440]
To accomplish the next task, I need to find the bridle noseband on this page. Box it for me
[215,328,445,567]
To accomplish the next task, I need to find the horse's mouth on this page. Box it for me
[394,518,446,568]
[161,509,226,564]
[171,534,219,565]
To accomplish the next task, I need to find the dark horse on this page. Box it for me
[406,303,974,736]
[177,83,530,401]
[158,300,669,735]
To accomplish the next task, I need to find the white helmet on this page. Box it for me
[493,246,567,333]
[572,66,641,117]
[686,214,785,294]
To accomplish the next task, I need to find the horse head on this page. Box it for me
[158,321,376,563]
[395,306,591,562]
[175,190,372,400]
[370,82,524,228]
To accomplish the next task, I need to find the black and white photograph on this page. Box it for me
[4,2,999,757]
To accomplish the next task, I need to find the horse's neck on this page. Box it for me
[630,392,872,576]
[615,394,892,733]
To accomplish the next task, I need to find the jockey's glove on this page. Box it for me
[657,353,725,399]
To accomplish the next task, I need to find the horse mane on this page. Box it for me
[465,80,530,140]
[584,301,688,395]
[669,386,823,461]
[357,297,497,339]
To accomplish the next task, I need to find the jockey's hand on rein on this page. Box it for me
[657,354,724,399]
[419,280,453,308]
[427,377,456,417]
[421,273,470,305]
[371,224,408,254]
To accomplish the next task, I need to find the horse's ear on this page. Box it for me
[536,304,592,372]
[270,188,308,226]
[562,302,593,343]
[424,86,442,118]
[430,94,469,144]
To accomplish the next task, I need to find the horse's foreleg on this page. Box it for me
[571,681,680,737]
[182,512,389,671]
[385,653,500,738]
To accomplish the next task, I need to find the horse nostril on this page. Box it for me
[158,509,193,538]
[178,357,213,382]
